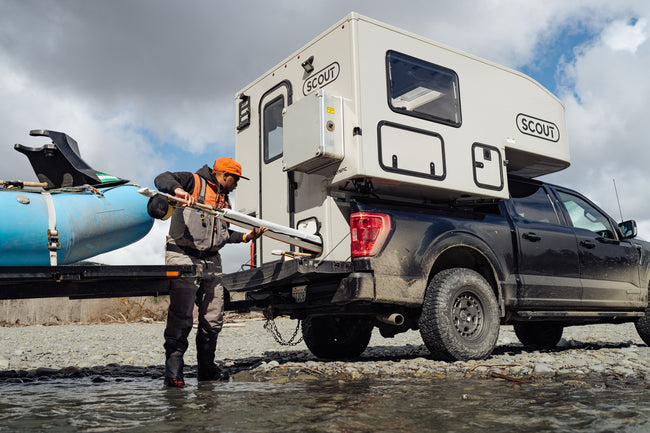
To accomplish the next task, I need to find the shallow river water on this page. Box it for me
[1,376,648,433]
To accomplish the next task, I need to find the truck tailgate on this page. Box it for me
[223,259,352,293]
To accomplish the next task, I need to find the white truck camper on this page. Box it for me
[235,12,569,265]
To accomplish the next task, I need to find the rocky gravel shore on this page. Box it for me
[1,317,648,386]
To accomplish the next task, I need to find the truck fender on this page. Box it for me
[420,231,507,316]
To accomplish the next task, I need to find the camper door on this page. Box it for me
[258,82,294,261]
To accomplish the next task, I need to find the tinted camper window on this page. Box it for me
[510,181,559,224]
[263,95,284,162]
[387,50,461,127]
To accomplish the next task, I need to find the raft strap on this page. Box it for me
[42,192,60,266]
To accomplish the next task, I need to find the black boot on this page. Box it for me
[164,377,186,388]
[196,334,229,381]
[197,364,230,382]
[164,353,186,387]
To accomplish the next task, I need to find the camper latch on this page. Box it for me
[352,178,374,194]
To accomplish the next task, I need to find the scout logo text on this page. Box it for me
[303,62,340,95]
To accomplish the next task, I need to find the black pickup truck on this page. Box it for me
[223,176,650,361]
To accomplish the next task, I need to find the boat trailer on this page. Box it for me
[0,265,199,300]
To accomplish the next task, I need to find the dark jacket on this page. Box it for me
[155,165,244,252]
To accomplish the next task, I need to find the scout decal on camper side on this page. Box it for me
[302,62,340,95]
[516,113,560,142]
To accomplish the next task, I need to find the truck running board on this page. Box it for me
[516,311,645,319]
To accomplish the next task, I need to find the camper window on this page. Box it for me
[263,95,285,163]
[386,50,461,127]
[510,181,560,224]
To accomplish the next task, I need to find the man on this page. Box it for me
[154,157,265,388]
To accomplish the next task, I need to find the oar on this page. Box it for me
[138,187,323,254]
[0,180,48,188]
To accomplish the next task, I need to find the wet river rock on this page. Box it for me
[0,318,648,387]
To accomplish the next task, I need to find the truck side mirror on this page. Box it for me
[297,217,321,235]
[619,220,638,239]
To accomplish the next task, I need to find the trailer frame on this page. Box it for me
[0,264,199,300]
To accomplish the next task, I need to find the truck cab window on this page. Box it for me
[556,191,617,239]
[263,95,284,163]
[386,50,461,127]
[509,181,559,224]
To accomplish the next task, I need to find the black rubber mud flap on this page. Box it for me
[635,296,650,346]
[513,323,564,349]
[302,316,373,360]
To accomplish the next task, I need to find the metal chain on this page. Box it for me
[263,314,303,346]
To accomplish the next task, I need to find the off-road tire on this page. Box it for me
[513,323,564,349]
[635,295,650,346]
[418,268,500,361]
[302,316,373,359]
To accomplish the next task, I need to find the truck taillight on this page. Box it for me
[350,212,392,257]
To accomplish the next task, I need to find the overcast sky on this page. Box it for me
[1,0,649,271]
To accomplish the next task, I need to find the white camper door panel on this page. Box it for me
[472,143,504,191]
[259,83,292,263]
[378,122,446,179]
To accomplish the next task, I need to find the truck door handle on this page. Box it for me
[522,232,541,242]
[580,240,596,249]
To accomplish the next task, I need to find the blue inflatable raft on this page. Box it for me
[1,130,153,266]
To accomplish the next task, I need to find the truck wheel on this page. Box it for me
[635,296,650,346]
[302,316,373,359]
[513,323,563,349]
[418,268,499,361]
